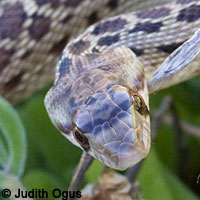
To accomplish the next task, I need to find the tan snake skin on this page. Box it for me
[0,0,172,104]
[1,0,200,170]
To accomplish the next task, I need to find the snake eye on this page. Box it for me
[73,126,90,151]
[130,91,149,115]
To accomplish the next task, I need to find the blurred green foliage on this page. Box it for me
[0,77,200,199]
[0,97,26,178]
[0,97,27,200]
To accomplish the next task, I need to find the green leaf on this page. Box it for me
[153,124,179,172]
[163,168,199,200]
[137,147,199,200]
[0,97,26,176]
[0,170,5,183]
[85,159,104,183]
[23,170,63,200]
[0,129,8,168]
[137,148,174,200]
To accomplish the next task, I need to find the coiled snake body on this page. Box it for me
[1,0,200,170]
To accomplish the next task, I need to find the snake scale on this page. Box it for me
[1,0,200,170]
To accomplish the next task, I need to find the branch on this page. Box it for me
[162,115,200,138]
[125,161,143,183]
[69,152,94,193]
[151,96,172,139]
[197,174,200,184]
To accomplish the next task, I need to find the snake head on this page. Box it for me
[72,83,150,170]
[45,47,151,170]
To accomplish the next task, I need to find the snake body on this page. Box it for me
[0,0,172,104]
[1,0,200,170]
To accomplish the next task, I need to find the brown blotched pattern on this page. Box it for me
[61,14,74,23]
[129,46,144,56]
[129,22,163,33]
[88,11,99,25]
[64,0,84,8]
[29,15,51,40]
[91,18,127,35]
[137,7,170,19]
[35,0,60,8]
[157,42,183,53]
[0,48,15,73]
[97,34,119,46]
[0,2,26,40]
[69,40,90,55]
[20,50,33,60]
[49,36,70,55]
[107,0,119,10]
[177,4,200,22]
[4,71,24,91]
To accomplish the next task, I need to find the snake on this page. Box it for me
[1,0,200,170]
